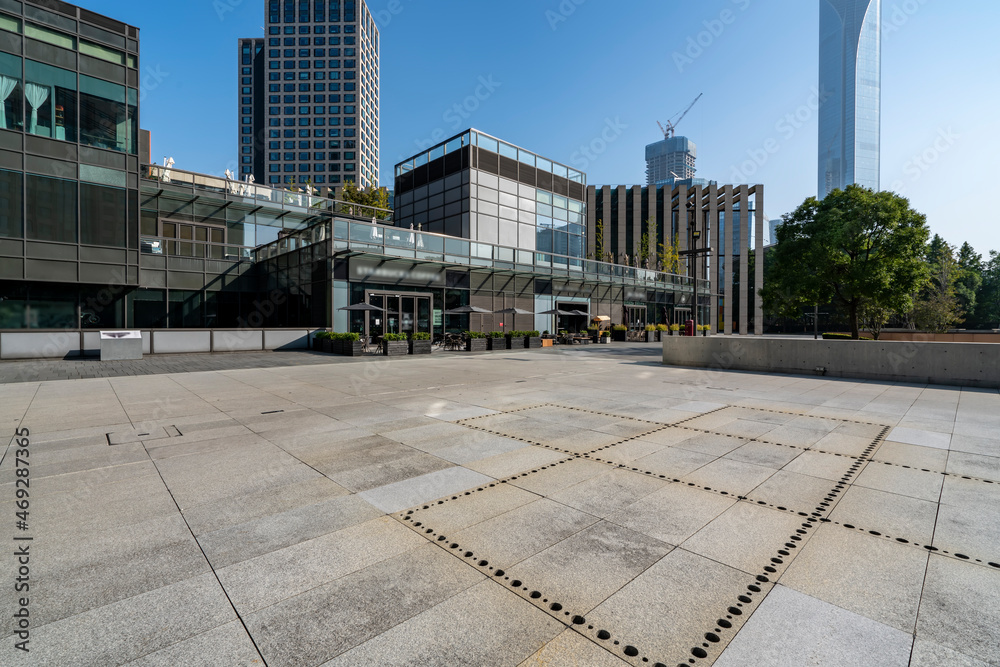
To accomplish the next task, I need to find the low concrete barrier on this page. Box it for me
[662,337,1000,389]
[0,329,320,359]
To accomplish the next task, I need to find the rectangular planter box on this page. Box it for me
[320,338,334,353]
[643,331,656,343]
[332,339,365,356]
[600,337,610,344]
[487,337,505,350]
[611,330,627,342]
[526,337,542,349]
[466,338,488,352]
[409,340,432,355]
[541,339,553,347]
[382,340,409,356]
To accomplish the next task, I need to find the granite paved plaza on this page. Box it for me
[1,344,999,666]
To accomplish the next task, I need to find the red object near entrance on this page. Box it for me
[685,319,695,337]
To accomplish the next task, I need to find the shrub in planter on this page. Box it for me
[587,326,600,343]
[323,332,363,355]
[599,331,611,344]
[699,325,711,337]
[381,332,409,356]
[525,330,542,348]
[487,331,507,350]
[409,331,432,354]
[611,324,627,342]
[465,331,489,351]
[314,331,334,353]
[643,324,657,343]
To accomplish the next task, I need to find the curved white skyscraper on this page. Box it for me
[818,0,881,199]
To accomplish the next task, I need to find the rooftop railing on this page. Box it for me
[141,164,394,221]
[254,219,710,292]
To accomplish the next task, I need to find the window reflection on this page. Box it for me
[24,60,77,141]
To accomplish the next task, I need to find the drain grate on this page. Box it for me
[106,425,181,446]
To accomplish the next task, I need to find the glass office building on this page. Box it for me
[393,129,587,267]
[239,0,380,189]
[818,0,881,199]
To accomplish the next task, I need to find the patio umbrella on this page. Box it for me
[493,307,533,315]
[568,309,590,317]
[338,303,384,312]
[538,308,574,316]
[443,305,492,314]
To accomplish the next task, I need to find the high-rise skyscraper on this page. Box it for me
[818,0,881,199]
[645,136,697,186]
[239,0,380,189]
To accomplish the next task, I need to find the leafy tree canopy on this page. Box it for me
[761,185,930,338]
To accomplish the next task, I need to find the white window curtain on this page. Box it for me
[0,75,17,129]
[24,82,49,134]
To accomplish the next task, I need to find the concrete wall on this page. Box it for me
[0,329,318,360]
[876,332,1000,344]
[662,337,1000,389]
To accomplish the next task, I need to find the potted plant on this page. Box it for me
[487,331,506,350]
[409,331,432,354]
[380,332,409,356]
[611,324,627,342]
[669,323,681,336]
[327,332,363,356]
[314,331,334,353]
[465,331,489,352]
[655,324,668,341]
[700,325,710,337]
[600,330,611,344]
[525,330,542,348]
[644,324,657,343]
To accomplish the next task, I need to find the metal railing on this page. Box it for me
[141,164,394,221]
[254,219,710,292]
[140,236,253,261]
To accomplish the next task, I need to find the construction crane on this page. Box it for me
[658,93,703,139]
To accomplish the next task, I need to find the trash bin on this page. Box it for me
[100,331,143,361]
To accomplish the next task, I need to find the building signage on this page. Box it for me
[350,258,446,287]
[624,289,647,301]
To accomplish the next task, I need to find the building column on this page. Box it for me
[585,185,597,258]
[753,185,765,335]
[738,184,749,335]
[616,185,627,263]
[708,183,719,333]
[723,186,734,335]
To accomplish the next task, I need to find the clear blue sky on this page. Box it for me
[84,0,999,256]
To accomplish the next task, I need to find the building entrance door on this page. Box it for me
[365,291,433,339]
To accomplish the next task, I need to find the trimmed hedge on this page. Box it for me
[382,333,408,341]
[410,332,431,341]
[316,331,360,342]
[466,331,489,339]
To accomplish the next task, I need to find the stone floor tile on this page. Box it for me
[358,466,494,513]
[915,556,1000,664]
[607,483,737,546]
[124,621,263,667]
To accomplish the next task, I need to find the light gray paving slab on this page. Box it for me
[713,585,912,667]
[915,555,1000,664]
[507,458,610,495]
[873,440,950,470]
[246,543,483,667]
[827,485,939,544]
[779,525,928,633]
[607,482,737,546]
[359,466,494,513]
[587,547,768,666]
[216,516,425,613]
[886,426,952,449]
[909,638,990,667]
[682,501,806,576]
[316,441,455,493]
[748,470,839,511]
[724,440,802,469]
[547,469,667,518]
[505,521,672,613]
[780,449,855,482]
[453,498,599,567]
[681,458,776,496]
[124,621,262,667]
[197,494,382,568]
[853,462,943,502]
[10,573,236,666]
[516,629,630,667]
[949,433,1000,458]
[931,502,1000,559]
[321,580,564,667]
[430,432,528,465]
[408,483,540,535]
[672,400,729,413]
[945,450,1000,481]
[464,445,567,479]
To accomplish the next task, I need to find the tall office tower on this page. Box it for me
[239,0,380,189]
[645,136,697,186]
[818,0,881,199]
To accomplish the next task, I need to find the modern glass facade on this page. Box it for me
[394,129,587,265]
[818,0,881,199]
[645,136,697,186]
[239,0,379,189]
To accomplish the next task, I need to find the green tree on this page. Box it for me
[658,236,682,274]
[761,185,930,339]
[973,251,1000,329]
[340,180,392,219]
[955,241,983,320]
[910,245,964,332]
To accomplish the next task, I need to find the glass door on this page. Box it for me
[416,298,431,335]
[401,296,415,337]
